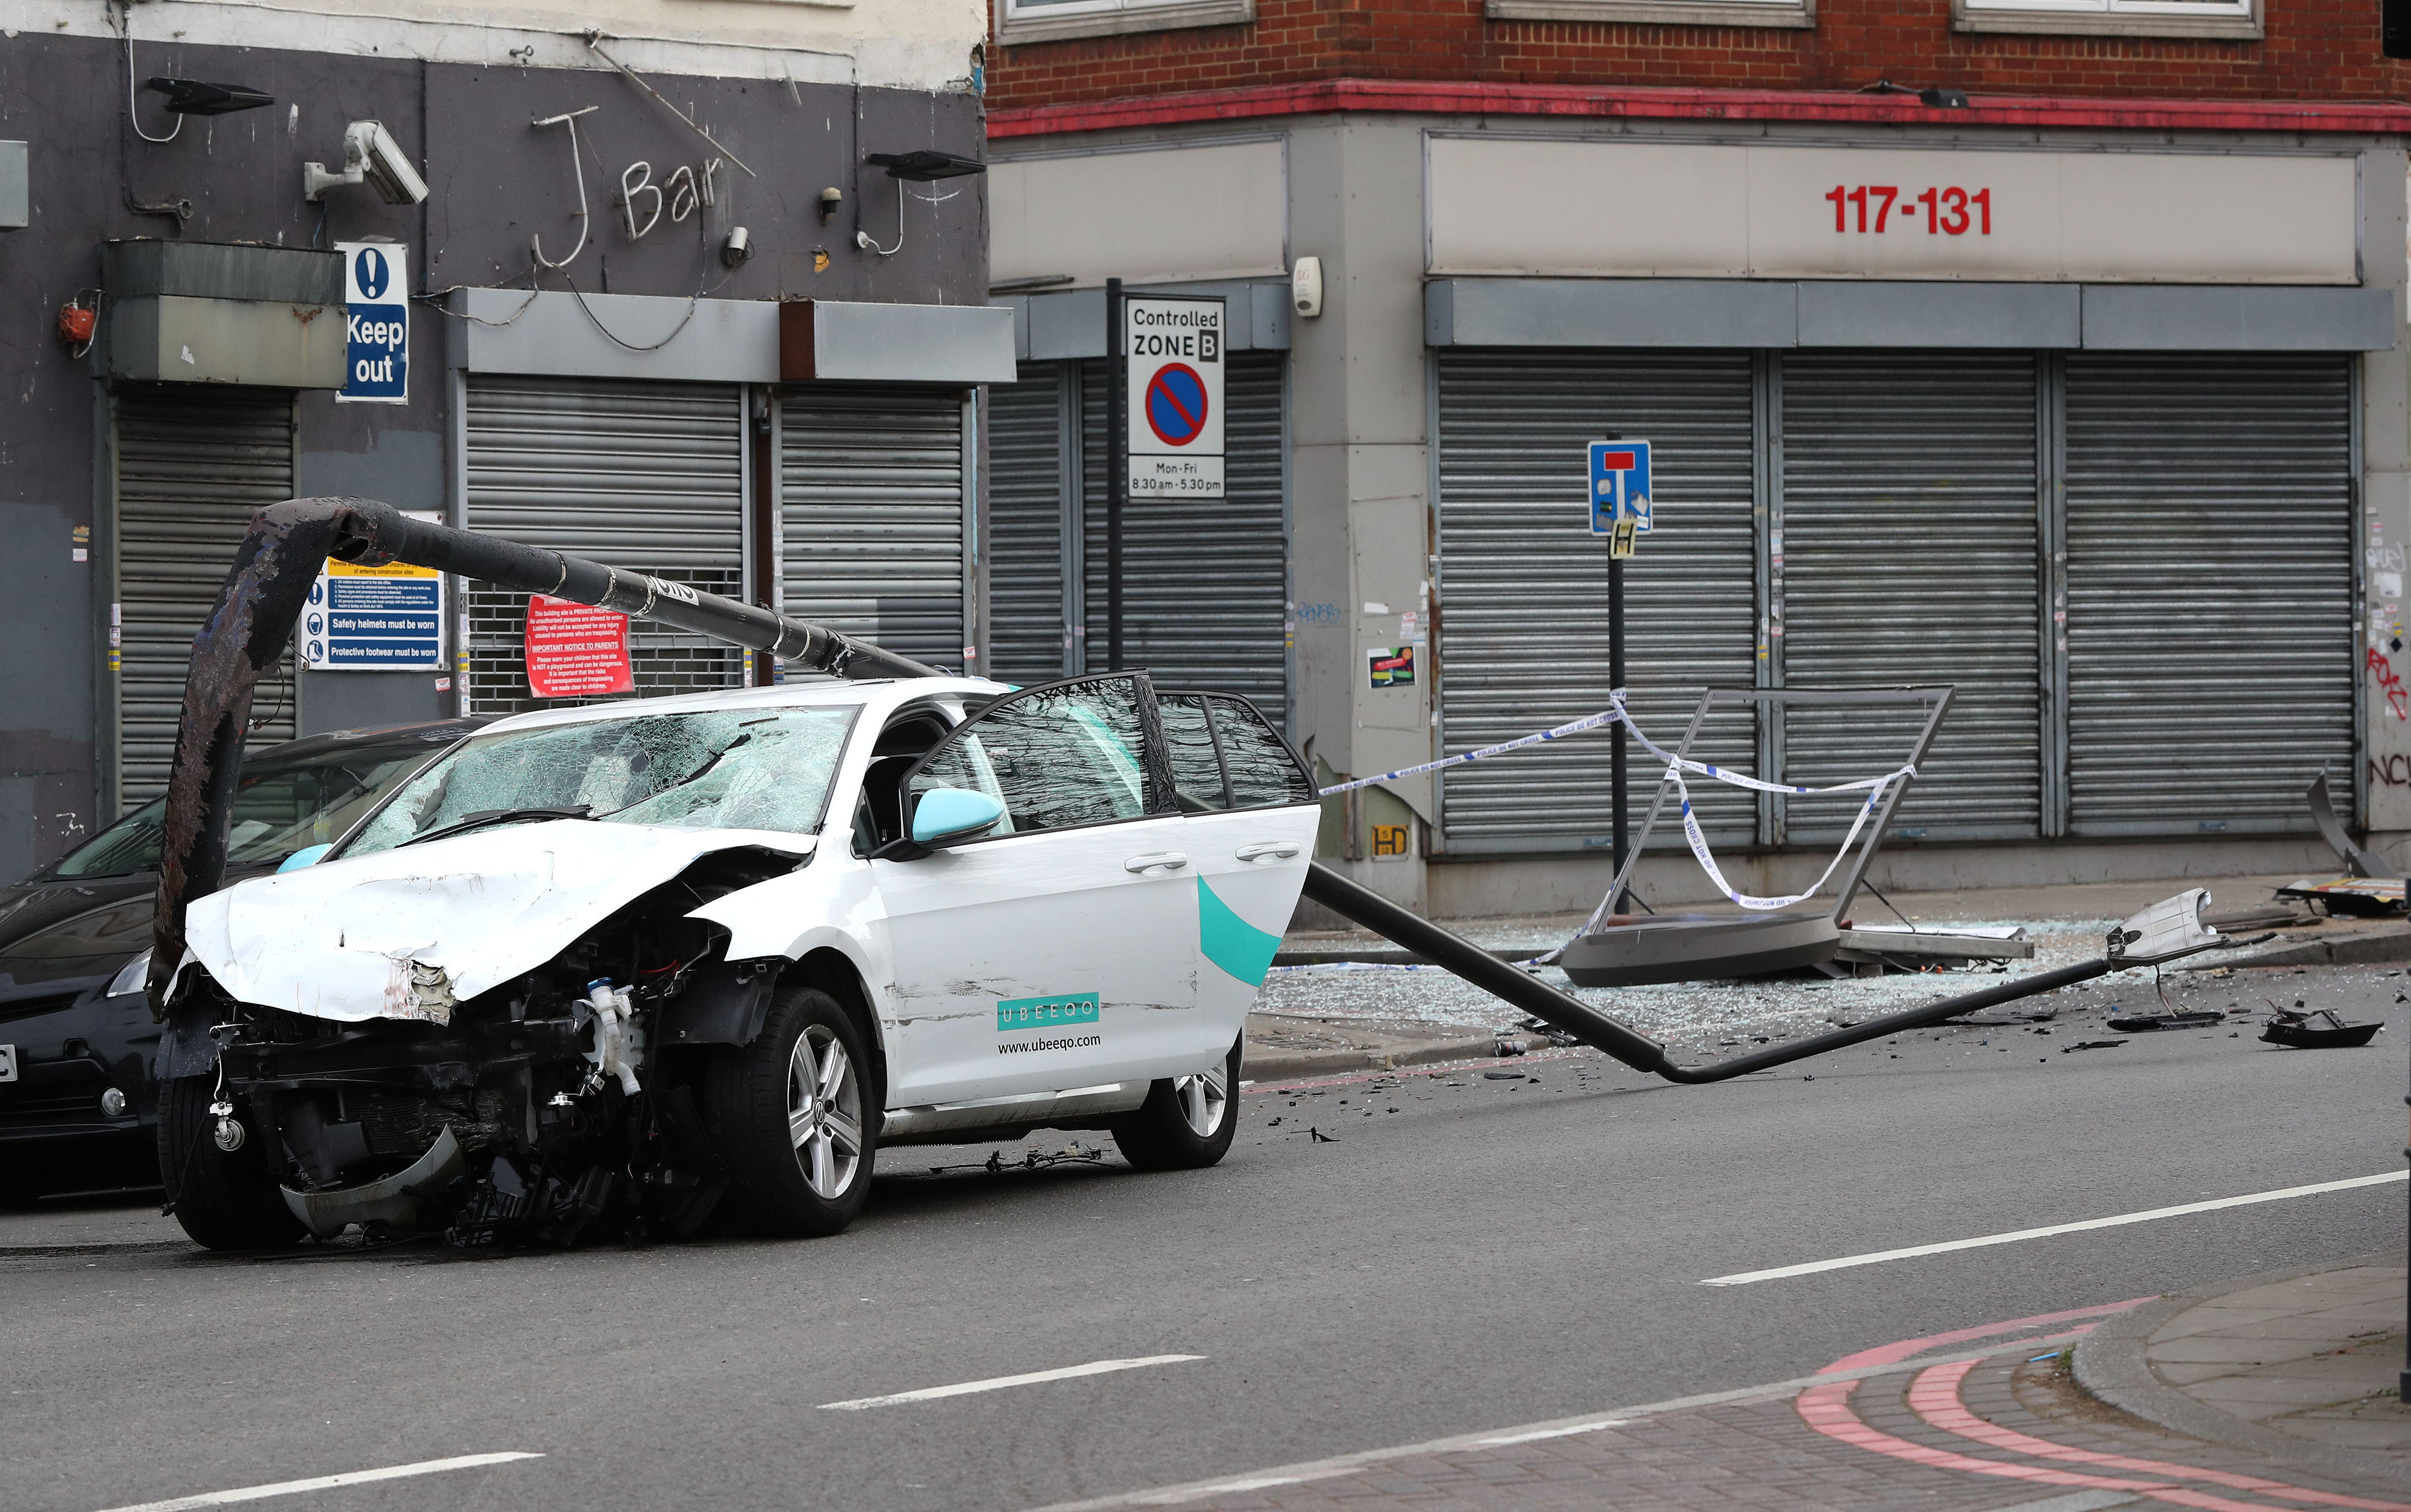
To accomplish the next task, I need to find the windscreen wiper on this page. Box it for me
[397,805,593,849]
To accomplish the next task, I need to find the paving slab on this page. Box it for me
[2073,1258,2411,1480]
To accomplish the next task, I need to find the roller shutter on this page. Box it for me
[2064,354,2356,835]
[780,384,967,672]
[988,366,1072,684]
[113,386,298,807]
[1433,350,1759,852]
[464,376,744,717]
[1079,352,1289,707]
[1778,353,2042,843]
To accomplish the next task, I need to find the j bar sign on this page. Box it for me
[1126,295,1226,499]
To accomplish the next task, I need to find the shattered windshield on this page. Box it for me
[340,706,859,857]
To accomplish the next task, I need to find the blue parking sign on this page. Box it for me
[336,242,409,405]
[1587,440,1652,536]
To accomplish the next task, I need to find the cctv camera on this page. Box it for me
[303,120,429,206]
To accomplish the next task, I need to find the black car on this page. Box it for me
[0,720,483,1203]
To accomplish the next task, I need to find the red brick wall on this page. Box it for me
[987,0,2409,110]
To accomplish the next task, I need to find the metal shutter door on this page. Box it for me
[114,386,298,806]
[781,384,966,671]
[1434,350,1758,852]
[2064,354,2355,835]
[988,365,1071,684]
[1778,353,2041,842]
[1080,353,1289,707]
[464,377,744,717]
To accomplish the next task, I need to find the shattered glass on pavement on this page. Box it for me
[1262,914,2125,1056]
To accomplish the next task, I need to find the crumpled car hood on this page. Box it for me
[183,821,816,1023]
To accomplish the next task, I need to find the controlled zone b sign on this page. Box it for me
[1126,294,1225,499]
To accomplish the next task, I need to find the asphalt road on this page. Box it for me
[3,961,2404,1512]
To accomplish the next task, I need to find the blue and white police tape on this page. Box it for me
[1311,691,1914,924]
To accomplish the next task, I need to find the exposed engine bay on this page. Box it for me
[175,844,826,1247]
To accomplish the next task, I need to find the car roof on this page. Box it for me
[467,677,1015,738]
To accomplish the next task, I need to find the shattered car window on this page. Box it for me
[50,745,442,879]
[1157,695,1231,812]
[906,678,1149,838]
[341,707,858,856]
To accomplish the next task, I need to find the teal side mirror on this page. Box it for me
[277,843,333,873]
[910,787,1005,845]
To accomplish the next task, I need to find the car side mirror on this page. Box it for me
[910,787,1005,844]
[277,843,333,873]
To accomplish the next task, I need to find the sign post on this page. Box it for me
[334,241,409,405]
[1108,287,1227,671]
[1589,439,1653,912]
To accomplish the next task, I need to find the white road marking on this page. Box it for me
[1477,1420,1629,1446]
[817,1354,1204,1410]
[1023,1328,2096,1511]
[1700,1170,2407,1287]
[91,1452,542,1512]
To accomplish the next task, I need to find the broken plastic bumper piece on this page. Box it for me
[2106,889,2221,968]
[280,1126,465,1241]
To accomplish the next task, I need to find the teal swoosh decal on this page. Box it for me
[1198,876,1282,987]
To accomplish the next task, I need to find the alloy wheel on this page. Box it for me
[788,1025,863,1199]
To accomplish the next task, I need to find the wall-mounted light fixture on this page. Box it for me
[855,151,985,259]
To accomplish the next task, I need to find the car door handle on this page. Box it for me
[1236,842,1300,863]
[1124,852,1188,873]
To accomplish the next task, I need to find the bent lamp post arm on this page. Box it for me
[1300,863,2213,1085]
[148,495,942,1015]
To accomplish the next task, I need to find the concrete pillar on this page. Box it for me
[1288,118,1433,907]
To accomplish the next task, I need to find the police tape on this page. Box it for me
[1314,692,1915,926]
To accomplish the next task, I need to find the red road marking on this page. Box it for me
[1799,1378,2295,1512]
[1818,1300,2150,1375]
[1905,1358,2411,1512]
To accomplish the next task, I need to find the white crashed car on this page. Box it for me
[159,673,1318,1249]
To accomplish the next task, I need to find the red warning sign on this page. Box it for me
[524,595,633,698]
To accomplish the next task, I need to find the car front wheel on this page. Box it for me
[703,986,875,1237]
[158,1075,304,1250]
[1111,1036,1240,1172]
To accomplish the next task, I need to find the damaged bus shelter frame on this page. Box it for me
[152,496,2219,1086]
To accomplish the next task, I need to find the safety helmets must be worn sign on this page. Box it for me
[336,240,408,405]
[1126,295,1225,499]
[303,510,445,671]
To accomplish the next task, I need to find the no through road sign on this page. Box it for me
[1125,295,1225,498]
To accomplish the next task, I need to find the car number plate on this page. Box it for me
[0,1044,15,1082]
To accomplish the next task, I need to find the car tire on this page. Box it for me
[158,1076,304,1250]
[703,986,876,1238]
[1111,1036,1241,1172]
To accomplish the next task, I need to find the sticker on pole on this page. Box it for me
[1126,295,1225,498]
[1588,440,1653,537]
[524,595,634,698]
[301,509,444,670]
[335,240,409,405]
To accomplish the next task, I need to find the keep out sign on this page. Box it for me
[336,240,408,404]
[524,595,633,697]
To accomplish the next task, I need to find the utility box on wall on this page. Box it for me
[0,142,27,230]
[99,240,347,387]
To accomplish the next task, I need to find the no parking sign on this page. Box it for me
[1125,295,1224,498]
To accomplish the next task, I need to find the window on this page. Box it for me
[1157,691,1315,812]
[341,708,858,856]
[1480,0,1812,31]
[906,676,1165,840]
[996,0,1253,46]
[1952,0,2257,38]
